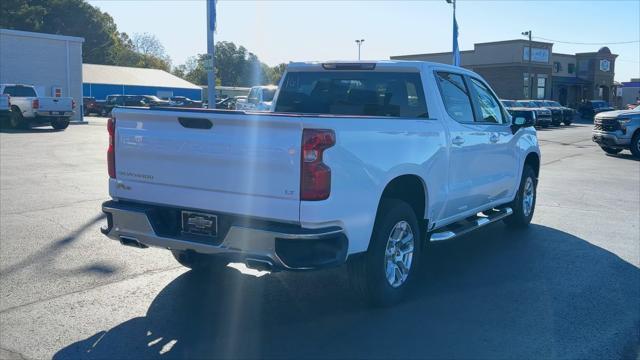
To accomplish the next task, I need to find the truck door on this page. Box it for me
[466,76,518,205]
[435,71,493,219]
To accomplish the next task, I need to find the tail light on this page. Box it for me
[300,129,335,201]
[72,99,76,109]
[107,117,116,178]
[32,99,39,109]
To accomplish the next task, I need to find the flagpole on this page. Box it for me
[206,0,216,107]
[447,0,461,67]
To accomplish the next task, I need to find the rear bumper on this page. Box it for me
[35,111,73,118]
[101,200,348,271]
[592,131,631,148]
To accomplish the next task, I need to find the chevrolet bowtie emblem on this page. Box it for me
[188,216,213,229]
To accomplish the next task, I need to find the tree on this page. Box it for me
[0,0,171,70]
[174,42,284,87]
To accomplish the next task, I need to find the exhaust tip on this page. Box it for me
[246,258,274,272]
[119,236,148,249]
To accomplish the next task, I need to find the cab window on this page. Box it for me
[435,72,474,123]
[468,78,505,124]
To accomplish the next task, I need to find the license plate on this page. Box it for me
[50,111,64,115]
[181,211,217,237]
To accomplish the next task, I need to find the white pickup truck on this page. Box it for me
[235,85,277,111]
[1,84,75,130]
[101,61,540,306]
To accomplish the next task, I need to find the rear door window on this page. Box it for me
[275,71,428,118]
[435,72,474,123]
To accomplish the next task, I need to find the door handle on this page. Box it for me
[452,136,465,145]
[489,134,499,143]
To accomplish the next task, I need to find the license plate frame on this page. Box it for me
[181,211,218,238]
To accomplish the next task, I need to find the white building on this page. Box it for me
[0,29,84,121]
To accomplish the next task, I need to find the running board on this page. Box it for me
[430,207,513,242]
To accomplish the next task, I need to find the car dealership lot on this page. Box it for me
[0,120,638,359]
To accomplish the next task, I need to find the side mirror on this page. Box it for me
[511,114,535,133]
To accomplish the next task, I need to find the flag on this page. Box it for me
[452,7,461,66]
[208,0,217,32]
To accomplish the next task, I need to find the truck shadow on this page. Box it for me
[53,224,639,359]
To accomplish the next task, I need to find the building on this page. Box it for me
[620,78,640,107]
[0,29,84,121]
[392,39,619,108]
[83,64,202,101]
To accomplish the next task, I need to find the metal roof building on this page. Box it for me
[0,29,84,121]
[82,64,202,101]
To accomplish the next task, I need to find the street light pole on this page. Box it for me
[206,0,216,107]
[355,39,365,60]
[522,30,533,99]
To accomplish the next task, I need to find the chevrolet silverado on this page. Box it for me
[101,61,541,306]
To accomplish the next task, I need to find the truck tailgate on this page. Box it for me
[111,108,302,223]
[39,97,73,112]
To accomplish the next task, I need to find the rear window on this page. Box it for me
[262,89,276,102]
[3,86,37,97]
[275,71,428,118]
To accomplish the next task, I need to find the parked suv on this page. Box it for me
[540,100,574,125]
[501,100,537,126]
[579,100,614,120]
[104,95,169,115]
[516,100,552,127]
[592,106,640,158]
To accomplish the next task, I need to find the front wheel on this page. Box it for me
[631,131,640,159]
[600,146,622,155]
[348,199,421,307]
[51,117,70,130]
[504,165,537,228]
[9,107,28,129]
[563,120,572,126]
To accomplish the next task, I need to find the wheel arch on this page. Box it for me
[376,174,428,223]
[524,151,540,179]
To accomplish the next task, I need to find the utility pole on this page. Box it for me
[206,0,216,107]
[355,39,365,60]
[522,30,533,99]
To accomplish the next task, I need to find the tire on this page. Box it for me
[504,165,537,228]
[563,119,572,126]
[51,117,70,130]
[600,146,622,155]
[171,250,229,272]
[348,199,422,307]
[9,107,28,129]
[631,131,640,159]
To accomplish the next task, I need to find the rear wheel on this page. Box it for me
[631,131,640,159]
[600,146,622,155]
[504,165,537,228]
[171,250,229,272]
[51,117,70,130]
[348,199,421,307]
[9,107,28,129]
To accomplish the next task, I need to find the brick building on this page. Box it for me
[391,39,618,108]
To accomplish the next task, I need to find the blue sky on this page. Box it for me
[88,0,639,82]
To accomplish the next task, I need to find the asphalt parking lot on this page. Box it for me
[0,118,638,359]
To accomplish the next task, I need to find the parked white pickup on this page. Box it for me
[101,61,541,306]
[234,85,277,111]
[1,84,74,130]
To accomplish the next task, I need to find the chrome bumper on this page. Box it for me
[35,111,73,117]
[592,131,631,148]
[101,200,348,271]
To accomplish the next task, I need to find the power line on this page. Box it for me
[533,36,640,45]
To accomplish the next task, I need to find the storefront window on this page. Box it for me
[536,77,546,99]
[568,63,575,74]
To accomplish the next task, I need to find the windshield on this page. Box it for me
[275,71,428,117]
[501,100,515,107]
[545,101,561,107]
[262,88,276,102]
[517,101,534,108]
[532,101,547,107]
[591,101,609,108]
[145,96,163,102]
